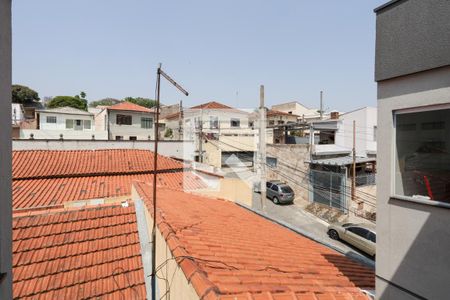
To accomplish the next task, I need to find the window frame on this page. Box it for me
[393,103,450,204]
[46,116,57,124]
[84,120,91,130]
[116,114,132,125]
[141,117,153,129]
[230,118,240,128]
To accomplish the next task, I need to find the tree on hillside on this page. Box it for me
[89,98,121,107]
[12,84,40,104]
[123,97,156,108]
[47,95,87,111]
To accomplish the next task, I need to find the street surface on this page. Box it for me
[251,192,375,268]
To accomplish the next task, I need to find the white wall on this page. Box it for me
[108,110,155,140]
[39,112,94,131]
[12,140,195,160]
[20,129,108,140]
[337,107,377,157]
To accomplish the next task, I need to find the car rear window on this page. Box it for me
[281,186,293,193]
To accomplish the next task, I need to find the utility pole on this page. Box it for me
[178,100,182,140]
[320,91,323,120]
[151,64,188,300]
[259,85,266,211]
[351,120,356,201]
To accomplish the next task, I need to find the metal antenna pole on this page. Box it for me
[150,64,188,300]
[151,63,161,300]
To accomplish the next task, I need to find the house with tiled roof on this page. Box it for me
[94,101,157,141]
[132,181,375,299]
[163,101,256,169]
[12,149,207,211]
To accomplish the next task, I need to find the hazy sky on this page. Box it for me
[12,0,386,111]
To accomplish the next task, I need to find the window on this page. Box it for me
[278,120,285,125]
[395,106,450,203]
[249,121,254,128]
[266,182,272,188]
[129,136,137,140]
[271,185,279,191]
[281,186,293,193]
[66,119,74,129]
[141,117,153,129]
[116,114,132,125]
[84,120,91,129]
[46,116,56,123]
[210,116,219,129]
[230,118,240,128]
[367,232,376,243]
[269,120,275,126]
[266,157,277,168]
[373,126,377,141]
[115,136,123,140]
[348,227,369,239]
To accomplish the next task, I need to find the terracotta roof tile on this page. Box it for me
[12,149,183,179]
[191,101,233,110]
[134,182,374,300]
[12,204,145,299]
[107,101,154,113]
[13,171,206,210]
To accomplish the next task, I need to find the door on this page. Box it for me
[75,119,83,131]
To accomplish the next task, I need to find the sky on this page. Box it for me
[12,0,386,112]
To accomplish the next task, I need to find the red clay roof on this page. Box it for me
[134,182,375,300]
[13,149,183,179]
[267,109,300,117]
[107,101,154,113]
[191,101,233,110]
[13,172,207,210]
[12,203,145,299]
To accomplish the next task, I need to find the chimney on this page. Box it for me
[330,111,339,119]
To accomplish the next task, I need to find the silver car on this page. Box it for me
[266,181,295,204]
[327,222,376,257]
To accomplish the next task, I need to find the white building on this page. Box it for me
[312,107,377,158]
[271,101,323,122]
[20,106,108,140]
[94,101,156,140]
[11,103,25,125]
[163,101,256,168]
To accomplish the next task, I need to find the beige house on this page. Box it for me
[272,101,323,122]
[163,101,256,168]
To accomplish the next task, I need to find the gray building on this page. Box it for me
[375,0,450,299]
[0,0,12,298]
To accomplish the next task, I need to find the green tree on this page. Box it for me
[164,128,173,138]
[123,97,156,108]
[12,84,40,104]
[47,96,88,111]
[89,98,121,107]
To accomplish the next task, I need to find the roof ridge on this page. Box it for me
[133,182,222,298]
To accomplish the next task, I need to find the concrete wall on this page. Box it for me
[131,186,200,300]
[338,107,377,157]
[20,129,108,140]
[12,140,195,160]
[376,66,450,299]
[266,144,310,202]
[375,0,450,81]
[0,0,12,297]
[108,110,155,140]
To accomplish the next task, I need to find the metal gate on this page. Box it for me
[309,169,347,212]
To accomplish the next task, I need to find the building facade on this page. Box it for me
[375,0,450,299]
[95,101,156,141]
[20,106,107,140]
[272,101,322,121]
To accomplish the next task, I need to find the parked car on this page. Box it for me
[327,222,376,257]
[266,181,295,204]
